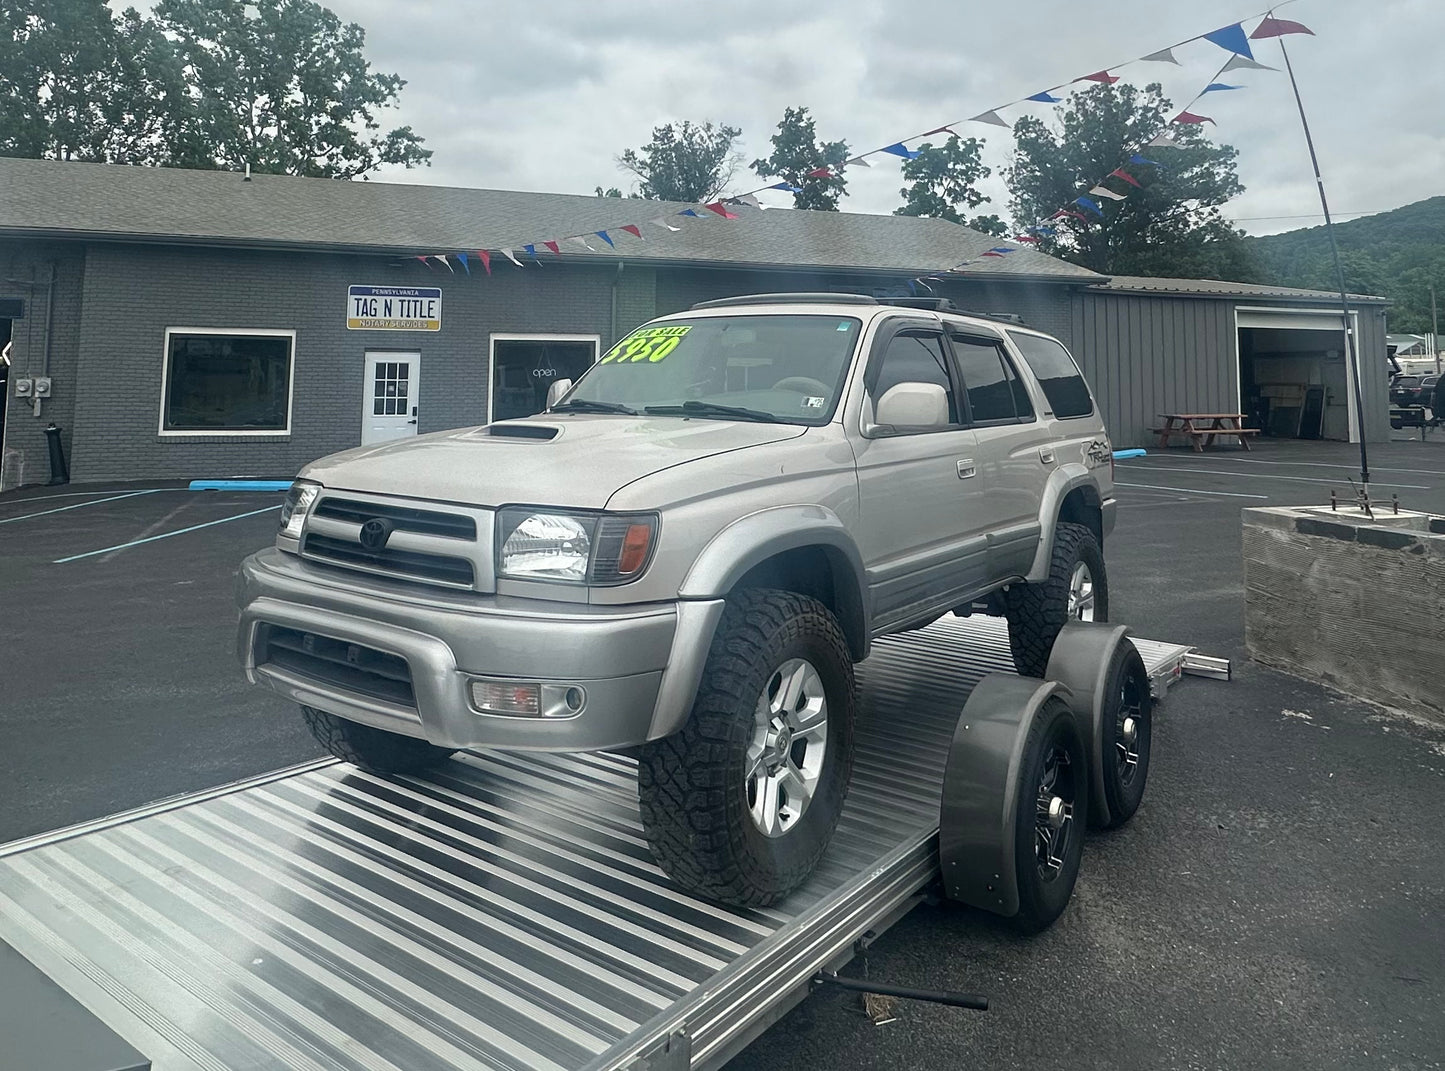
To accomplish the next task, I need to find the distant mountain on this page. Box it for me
[1245,197,1445,333]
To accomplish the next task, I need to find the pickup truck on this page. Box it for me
[237,293,1118,908]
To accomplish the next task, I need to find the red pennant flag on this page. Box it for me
[980,251,1006,258]
[806,167,832,178]
[1015,234,1040,243]
[414,255,431,267]
[621,224,642,239]
[1081,70,1119,84]
[922,125,955,136]
[1173,111,1214,125]
[1250,15,1313,39]
[475,250,491,275]
[1050,208,1089,221]
[543,240,561,255]
[704,201,739,219]
[1108,168,1142,187]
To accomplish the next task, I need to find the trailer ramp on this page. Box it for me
[0,618,1218,1071]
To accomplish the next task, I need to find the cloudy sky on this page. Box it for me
[323,0,1440,236]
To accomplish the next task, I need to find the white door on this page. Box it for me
[362,352,420,444]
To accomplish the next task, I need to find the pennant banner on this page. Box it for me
[881,143,921,160]
[456,251,471,275]
[594,230,614,247]
[1250,15,1313,39]
[1141,48,1180,64]
[1108,168,1142,187]
[1027,91,1062,103]
[1222,54,1277,72]
[500,248,523,267]
[1203,23,1254,59]
[1080,70,1119,84]
[1202,82,1243,93]
[968,109,1010,127]
[1088,186,1127,201]
[476,250,491,274]
[542,240,561,255]
[621,224,643,239]
[1173,110,1215,125]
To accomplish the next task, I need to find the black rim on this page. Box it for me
[1115,668,1146,788]
[1034,740,1077,882]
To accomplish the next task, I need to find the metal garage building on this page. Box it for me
[0,157,1390,490]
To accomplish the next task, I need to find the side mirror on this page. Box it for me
[874,382,950,432]
[545,378,573,409]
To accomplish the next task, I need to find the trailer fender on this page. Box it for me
[938,674,1074,917]
[1045,622,1133,829]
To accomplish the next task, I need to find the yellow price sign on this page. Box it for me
[599,325,691,365]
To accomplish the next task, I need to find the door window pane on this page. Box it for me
[866,331,959,424]
[492,339,597,421]
[1008,331,1093,418]
[952,336,1031,423]
[163,332,291,431]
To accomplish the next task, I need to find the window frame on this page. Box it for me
[158,327,297,437]
[487,333,601,425]
[1006,328,1095,420]
[947,329,1038,428]
[859,318,968,438]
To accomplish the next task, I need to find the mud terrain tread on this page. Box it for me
[637,589,854,907]
[1004,522,1108,678]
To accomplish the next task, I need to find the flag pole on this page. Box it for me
[1275,32,1370,490]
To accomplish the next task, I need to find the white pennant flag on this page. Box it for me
[1141,48,1180,64]
[968,109,1010,127]
[1147,132,1182,148]
[567,236,595,252]
[736,193,764,210]
[1223,55,1278,72]
[499,248,525,268]
[845,155,872,168]
[649,216,681,231]
[1089,185,1127,201]
[435,254,455,272]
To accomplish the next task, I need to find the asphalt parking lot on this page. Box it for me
[1,439,1443,1070]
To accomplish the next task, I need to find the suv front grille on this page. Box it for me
[303,533,475,587]
[260,625,415,708]
[312,497,477,539]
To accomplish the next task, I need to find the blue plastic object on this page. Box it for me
[1111,448,1147,460]
[188,479,293,492]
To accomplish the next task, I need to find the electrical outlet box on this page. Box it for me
[12,377,32,398]
[32,377,51,398]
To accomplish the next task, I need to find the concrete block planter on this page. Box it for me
[1243,505,1445,720]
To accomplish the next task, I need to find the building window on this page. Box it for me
[160,329,294,435]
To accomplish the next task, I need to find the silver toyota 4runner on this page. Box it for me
[236,293,1116,906]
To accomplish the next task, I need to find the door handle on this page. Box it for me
[1038,447,1055,464]
[957,459,976,480]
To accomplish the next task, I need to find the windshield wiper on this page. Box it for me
[550,398,638,415]
[644,401,782,423]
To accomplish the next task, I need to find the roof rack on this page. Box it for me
[878,297,959,312]
[690,293,879,310]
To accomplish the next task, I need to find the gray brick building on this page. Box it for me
[0,157,1389,490]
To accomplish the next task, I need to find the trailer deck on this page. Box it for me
[0,617,1218,1071]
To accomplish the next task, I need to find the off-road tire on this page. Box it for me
[1005,522,1109,678]
[637,590,856,907]
[1096,642,1153,829]
[1012,697,1088,933]
[300,705,455,774]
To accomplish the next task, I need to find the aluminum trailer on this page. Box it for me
[0,617,1222,1071]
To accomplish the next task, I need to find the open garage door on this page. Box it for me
[1236,307,1359,443]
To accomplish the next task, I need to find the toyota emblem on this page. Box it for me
[358,518,393,551]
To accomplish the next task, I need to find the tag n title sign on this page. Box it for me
[347,285,442,331]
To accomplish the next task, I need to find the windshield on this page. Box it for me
[560,314,863,425]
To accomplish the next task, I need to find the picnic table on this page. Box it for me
[1152,413,1259,452]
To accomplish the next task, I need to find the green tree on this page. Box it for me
[1007,83,1247,277]
[750,107,848,211]
[895,134,1005,234]
[617,120,741,202]
[595,186,623,197]
[153,0,429,178]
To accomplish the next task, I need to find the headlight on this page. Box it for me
[278,480,321,539]
[497,509,657,584]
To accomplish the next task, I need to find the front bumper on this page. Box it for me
[236,548,723,751]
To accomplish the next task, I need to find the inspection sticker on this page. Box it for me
[599,325,691,364]
[803,396,827,409]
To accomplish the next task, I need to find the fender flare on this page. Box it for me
[938,674,1074,917]
[1027,465,1104,580]
[678,505,872,660]
[1044,621,1135,830]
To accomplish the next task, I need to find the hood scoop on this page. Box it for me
[482,423,559,441]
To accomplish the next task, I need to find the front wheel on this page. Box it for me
[300,705,454,774]
[637,590,856,907]
[1005,522,1109,678]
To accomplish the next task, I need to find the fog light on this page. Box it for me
[470,680,541,717]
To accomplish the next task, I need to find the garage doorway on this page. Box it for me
[361,351,421,445]
[1237,308,1358,442]
[488,335,598,423]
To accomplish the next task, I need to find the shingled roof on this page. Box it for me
[0,156,1102,282]
[1095,274,1389,305]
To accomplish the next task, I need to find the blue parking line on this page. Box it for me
[54,505,282,563]
[0,488,167,525]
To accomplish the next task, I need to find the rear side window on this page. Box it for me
[951,335,1034,424]
[1009,332,1094,419]
[867,330,961,424]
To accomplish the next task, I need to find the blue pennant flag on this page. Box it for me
[595,230,615,247]
[1027,91,1062,103]
[1202,82,1243,93]
[523,244,540,262]
[456,252,471,275]
[1129,154,1161,168]
[881,142,921,160]
[1075,196,1104,218]
[1029,225,1058,235]
[679,208,701,218]
[1203,23,1253,59]
[769,181,803,192]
